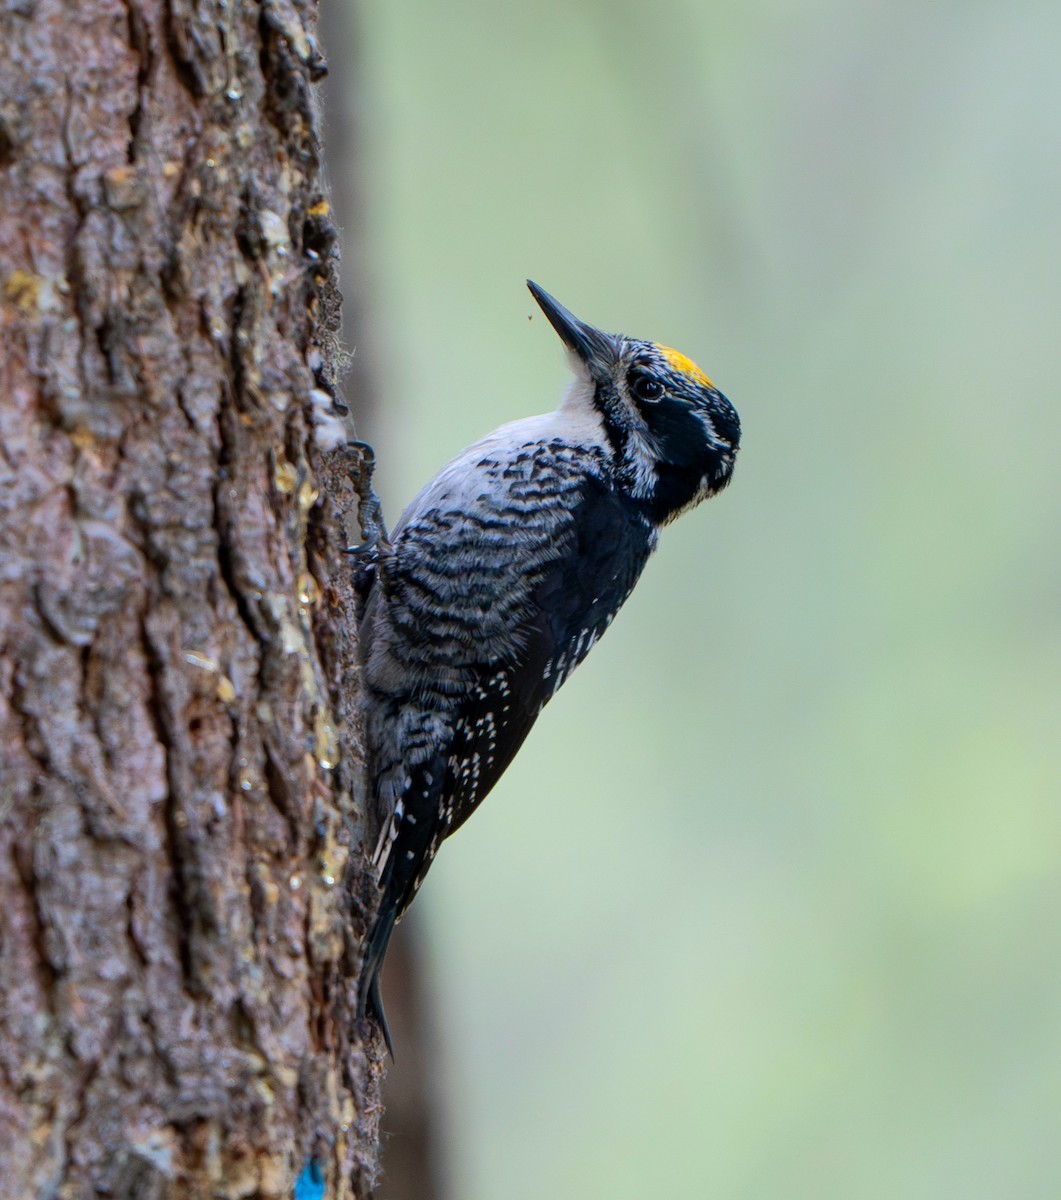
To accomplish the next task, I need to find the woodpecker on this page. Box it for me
[355,281,740,1051]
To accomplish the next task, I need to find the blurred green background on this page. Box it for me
[338,0,1061,1195]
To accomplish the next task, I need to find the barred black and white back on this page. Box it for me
[356,282,740,1050]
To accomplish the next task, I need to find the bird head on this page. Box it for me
[528,280,740,525]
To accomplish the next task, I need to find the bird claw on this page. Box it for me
[345,441,390,602]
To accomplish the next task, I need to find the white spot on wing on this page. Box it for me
[372,796,405,876]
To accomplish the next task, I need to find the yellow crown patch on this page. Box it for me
[657,344,714,389]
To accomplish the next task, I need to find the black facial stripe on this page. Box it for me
[641,398,711,468]
[594,380,631,461]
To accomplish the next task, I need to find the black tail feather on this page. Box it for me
[367,969,393,1058]
[358,753,448,1058]
[358,900,399,1058]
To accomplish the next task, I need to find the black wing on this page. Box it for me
[358,474,654,1049]
[443,474,656,836]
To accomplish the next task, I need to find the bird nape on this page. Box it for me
[354,281,740,1053]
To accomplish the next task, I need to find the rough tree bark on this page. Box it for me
[0,1,384,1195]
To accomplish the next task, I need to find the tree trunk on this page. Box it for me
[0,1,382,1195]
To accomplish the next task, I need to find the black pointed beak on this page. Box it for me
[527,281,617,376]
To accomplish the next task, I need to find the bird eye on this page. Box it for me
[631,374,664,402]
